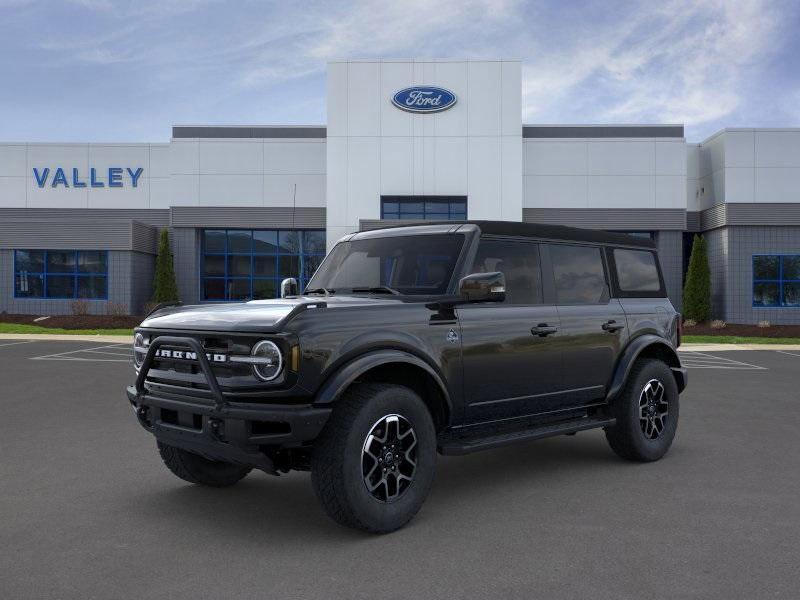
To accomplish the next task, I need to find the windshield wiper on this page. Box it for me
[350,286,401,295]
[304,287,335,295]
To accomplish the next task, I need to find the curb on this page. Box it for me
[679,343,800,352]
[0,333,132,343]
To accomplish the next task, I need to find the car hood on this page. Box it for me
[138,295,409,332]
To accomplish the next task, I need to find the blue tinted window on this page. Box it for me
[381,196,467,221]
[13,250,108,299]
[753,255,800,307]
[201,229,325,301]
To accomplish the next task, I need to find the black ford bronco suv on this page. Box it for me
[128,221,686,533]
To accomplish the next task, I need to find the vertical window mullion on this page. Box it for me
[275,232,281,298]
[224,229,229,300]
[298,230,303,293]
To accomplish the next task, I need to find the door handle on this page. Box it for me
[531,324,558,337]
[602,320,625,333]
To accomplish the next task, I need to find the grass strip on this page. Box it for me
[0,323,133,336]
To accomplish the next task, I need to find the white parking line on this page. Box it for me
[776,350,800,358]
[0,340,36,349]
[681,351,767,370]
[34,357,131,362]
[82,349,132,357]
[31,343,131,363]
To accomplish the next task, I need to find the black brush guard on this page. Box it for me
[127,335,331,474]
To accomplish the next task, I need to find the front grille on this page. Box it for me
[139,331,285,398]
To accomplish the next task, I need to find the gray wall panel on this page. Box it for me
[703,228,729,321]
[173,126,326,139]
[686,212,701,232]
[523,125,684,138]
[170,206,326,229]
[0,220,135,251]
[523,208,687,230]
[726,204,800,226]
[130,251,155,315]
[701,204,727,231]
[0,208,169,227]
[172,228,199,305]
[699,203,800,231]
[656,231,683,311]
[131,221,159,254]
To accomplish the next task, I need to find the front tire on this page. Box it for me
[605,359,679,462]
[311,383,437,534]
[157,442,252,487]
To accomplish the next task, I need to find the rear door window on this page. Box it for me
[470,239,543,304]
[613,248,661,292]
[550,244,608,304]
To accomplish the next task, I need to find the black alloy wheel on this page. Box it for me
[638,379,669,440]
[361,414,418,502]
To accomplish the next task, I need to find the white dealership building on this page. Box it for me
[1,59,799,323]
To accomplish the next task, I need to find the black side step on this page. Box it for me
[437,417,616,456]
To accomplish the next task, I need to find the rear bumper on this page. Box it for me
[126,386,331,472]
[671,366,688,393]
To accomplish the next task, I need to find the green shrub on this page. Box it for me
[683,234,711,322]
[152,229,179,303]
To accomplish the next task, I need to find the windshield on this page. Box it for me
[306,234,465,295]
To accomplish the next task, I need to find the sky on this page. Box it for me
[0,0,798,143]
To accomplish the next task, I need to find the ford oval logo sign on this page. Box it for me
[392,86,457,113]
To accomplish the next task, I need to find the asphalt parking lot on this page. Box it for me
[1,340,799,599]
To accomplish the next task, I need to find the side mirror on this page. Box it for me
[458,272,506,303]
[280,277,298,298]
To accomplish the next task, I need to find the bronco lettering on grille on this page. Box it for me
[154,348,228,363]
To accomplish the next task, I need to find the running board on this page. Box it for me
[437,417,616,456]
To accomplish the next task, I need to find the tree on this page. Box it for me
[152,229,179,303]
[683,233,711,322]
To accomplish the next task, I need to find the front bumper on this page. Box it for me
[127,334,330,473]
[127,387,331,472]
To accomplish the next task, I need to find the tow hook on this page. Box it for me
[209,417,224,440]
[135,406,151,427]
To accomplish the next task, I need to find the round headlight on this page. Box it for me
[251,340,283,381]
[133,333,148,371]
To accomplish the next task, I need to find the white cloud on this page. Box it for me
[307,0,518,59]
[233,0,521,88]
[521,0,785,131]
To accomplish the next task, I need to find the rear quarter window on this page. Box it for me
[612,248,663,294]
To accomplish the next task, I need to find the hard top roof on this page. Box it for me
[468,221,656,248]
[353,221,656,249]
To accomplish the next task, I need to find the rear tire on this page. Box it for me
[605,359,679,462]
[311,383,437,534]
[157,442,252,487]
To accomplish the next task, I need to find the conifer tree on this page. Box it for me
[152,229,179,303]
[683,234,711,322]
